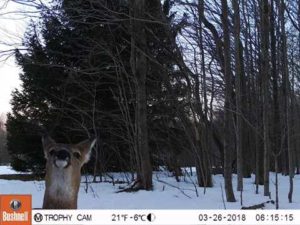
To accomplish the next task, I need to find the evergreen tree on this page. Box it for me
[7,0,185,177]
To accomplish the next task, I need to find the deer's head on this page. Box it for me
[42,136,96,170]
[42,135,96,209]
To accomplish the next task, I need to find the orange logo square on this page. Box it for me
[0,195,31,225]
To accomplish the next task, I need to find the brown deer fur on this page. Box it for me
[42,136,96,209]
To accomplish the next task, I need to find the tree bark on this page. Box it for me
[233,0,243,192]
[196,0,213,188]
[130,0,152,190]
[221,0,236,202]
[260,0,270,197]
[270,0,280,208]
[279,0,293,203]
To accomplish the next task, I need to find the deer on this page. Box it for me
[42,135,96,209]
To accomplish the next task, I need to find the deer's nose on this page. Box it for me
[56,150,70,160]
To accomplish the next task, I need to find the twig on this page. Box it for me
[183,168,199,197]
[155,178,192,199]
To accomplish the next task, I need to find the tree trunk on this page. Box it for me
[260,0,270,197]
[279,0,293,202]
[130,0,152,190]
[233,0,243,192]
[221,0,236,202]
[269,0,280,207]
[196,0,213,188]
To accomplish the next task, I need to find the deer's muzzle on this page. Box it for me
[54,150,71,168]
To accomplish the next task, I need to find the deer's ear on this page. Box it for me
[76,138,96,164]
[42,135,56,158]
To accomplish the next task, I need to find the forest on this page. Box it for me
[2,0,300,207]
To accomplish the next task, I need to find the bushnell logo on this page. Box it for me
[0,195,32,225]
[10,199,22,211]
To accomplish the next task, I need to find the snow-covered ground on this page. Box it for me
[0,165,299,209]
[0,165,30,174]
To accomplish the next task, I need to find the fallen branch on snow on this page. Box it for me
[155,178,192,199]
[241,200,275,209]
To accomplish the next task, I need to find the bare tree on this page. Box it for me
[260,0,270,197]
[221,0,236,202]
[233,0,243,193]
[279,0,293,203]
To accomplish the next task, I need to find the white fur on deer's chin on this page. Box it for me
[55,160,68,168]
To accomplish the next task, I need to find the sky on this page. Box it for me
[0,1,29,115]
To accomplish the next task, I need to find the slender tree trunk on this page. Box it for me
[269,0,280,207]
[240,0,251,179]
[196,0,212,188]
[233,0,243,192]
[270,0,279,145]
[221,0,236,202]
[251,0,264,189]
[279,0,293,202]
[260,0,270,197]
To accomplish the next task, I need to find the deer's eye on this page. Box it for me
[49,149,55,156]
[73,152,81,159]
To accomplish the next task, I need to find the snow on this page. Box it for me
[0,165,30,174]
[0,166,299,209]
